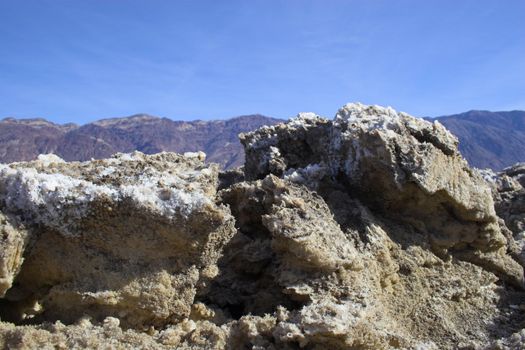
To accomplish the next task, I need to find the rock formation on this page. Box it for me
[1,103,524,349]
[0,152,235,329]
[241,104,522,286]
[483,163,525,270]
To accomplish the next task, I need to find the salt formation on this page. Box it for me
[491,163,525,236]
[241,103,523,287]
[484,163,525,270]
[1,104,524,349]
[0,152,236,329]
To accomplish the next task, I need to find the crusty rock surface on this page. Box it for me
[241,103,523,286]
[491,163,525,236]
[1,103,525,349]
[0,213,28,298]
[212,174,513,349]
[483,163,525,270]
[0,152,235,329]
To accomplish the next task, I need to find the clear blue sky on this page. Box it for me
[1,0,524,124]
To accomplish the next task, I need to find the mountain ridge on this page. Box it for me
[426,110,525,169]
[0,114,284,168]
[1,103,524,348]
[1,109,524,169]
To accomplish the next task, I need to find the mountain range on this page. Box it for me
[0,114,282,169]
[426,110,525,169]
[1,109,524,170]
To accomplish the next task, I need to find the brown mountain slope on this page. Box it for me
[1,109,524,169]
[427,110,525,170]
[0,114,283,168]
[0,118,77,163]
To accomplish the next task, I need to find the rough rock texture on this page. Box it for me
[491,163,525,235]
[1,103,525,349]
[241,103,522,286]
[483,163,525,269]
[0,152,235,329]
[211,175,511,349]
[0,213,28,298]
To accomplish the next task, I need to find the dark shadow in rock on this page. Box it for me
[199,228,303,319]
[218,167,245,190]
[200,182,305,320]
[486,284,525,340]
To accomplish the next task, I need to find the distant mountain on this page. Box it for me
[1,109,524,169]
[427,110,525,170]
[0,114,283,168]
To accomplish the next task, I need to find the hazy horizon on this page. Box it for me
[1,0,524,124]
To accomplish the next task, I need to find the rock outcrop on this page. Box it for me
[241,104,522,286]
[483,163,525,270]
[0,152,235,329]
[1,103,524,349]
[491,163,525,235]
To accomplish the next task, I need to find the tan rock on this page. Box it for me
[0,213,28,298]
[0,152,235,328]
[241,103,523,286]
[1,104,524,349]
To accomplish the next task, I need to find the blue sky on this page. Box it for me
[0,0,524,124]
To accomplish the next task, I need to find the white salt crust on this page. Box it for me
[0,154,212,235]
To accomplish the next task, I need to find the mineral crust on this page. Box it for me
[1,104,524,349]
[0,152,235,329]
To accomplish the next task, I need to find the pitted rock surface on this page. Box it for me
[1,104,524,349]
[0,152,235,329]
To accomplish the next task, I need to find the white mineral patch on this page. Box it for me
[478,168,498,184]
[287,112,323,129]
[183,151,206,161]
[298,300,363,336]
[0,154,212,235]
[335,102,403,132]
[36,154,65,165]
[99,166,116,177]
[284,163,327,189]
[0,165,117,234]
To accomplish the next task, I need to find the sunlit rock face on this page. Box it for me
[0,152,236,329]
[1,104,524,350]
[241,103,522,286]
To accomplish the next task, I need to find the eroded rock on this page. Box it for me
[0,213,28,298]
[1,103,525,349]
[491,163,525,236]
[241,103,523,286]
[212,175,512,349]
[483,164,525,270]
[0,152,235,328]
